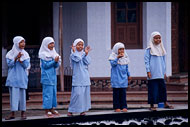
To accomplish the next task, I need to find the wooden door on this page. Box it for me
[111,2,142,49]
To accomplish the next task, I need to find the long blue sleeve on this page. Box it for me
[70,52,86,62]
[41,59,57,69]
[6,59,15,68]
[144,49,151,72]
[83,55,91,65]
[109,58,118,67]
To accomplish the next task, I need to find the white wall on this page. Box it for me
[52,2,172,78]
[87,2,112,77]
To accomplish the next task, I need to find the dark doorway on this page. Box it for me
[2,1,53,49]
[172,2,188,74]
[178,2,188,72]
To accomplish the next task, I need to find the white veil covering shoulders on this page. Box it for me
[109,42,130,65]
[146,31,166,56]
[6,36,30,74]
[6,36,30,61]
[38,37,61,61]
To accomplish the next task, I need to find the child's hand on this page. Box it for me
[117,53,124,58]
[85,46,91,56]
[164,74,167,81]
[128,76,132,82]
[71,44,75,53]
[17,52,23,58]
[147,72,151,79]
[15,52,23,62]
[55,56,59,62]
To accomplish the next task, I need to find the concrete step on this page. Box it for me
[2,91,188,101]
[166,82,188,91]
[2,96,188,107]
[169,73,188,83]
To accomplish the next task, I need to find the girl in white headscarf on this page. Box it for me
[144,31,173,111]
[109,42,131,113]
[67,38,91,116]
[38,37,61,118]
[5,36,30,120]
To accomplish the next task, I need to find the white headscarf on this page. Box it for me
[146,31,166,56]
[38,37,61,62]
[70,38,85,69]
[6,36,30,61]
[109,42,130,65]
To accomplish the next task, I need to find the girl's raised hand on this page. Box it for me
[55,56,59,62]
[15,52,23,62]
[85,46,91,55]
[71,44,75,53]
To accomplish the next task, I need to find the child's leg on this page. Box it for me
[120,88,127,111]
[148,80,159,104]
[19,88,27,119]
[5,87,17,120]
[113,88,120,112]
[42,85,53,109]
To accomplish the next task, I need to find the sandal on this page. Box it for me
[21,115,27,120]
[80,112,86,116]
[5,116,15,120]
[149,107,157,111]
[164,105,174,109]
[51,110,60,116]
[45,112,54,118]
[67,112,73,117]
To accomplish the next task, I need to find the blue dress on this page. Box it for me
[68,52,91,113]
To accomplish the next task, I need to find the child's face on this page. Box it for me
[118,48,124,55]
[48,42,55,50]
[76,42,84,52]
[153,35,161,45]
[19,40,25,49]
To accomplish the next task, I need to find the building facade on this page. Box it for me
[1,2,188,92]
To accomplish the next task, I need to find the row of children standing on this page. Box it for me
[5,31,173,120]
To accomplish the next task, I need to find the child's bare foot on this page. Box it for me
[122,108,128,112]
[115,109,121,112]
